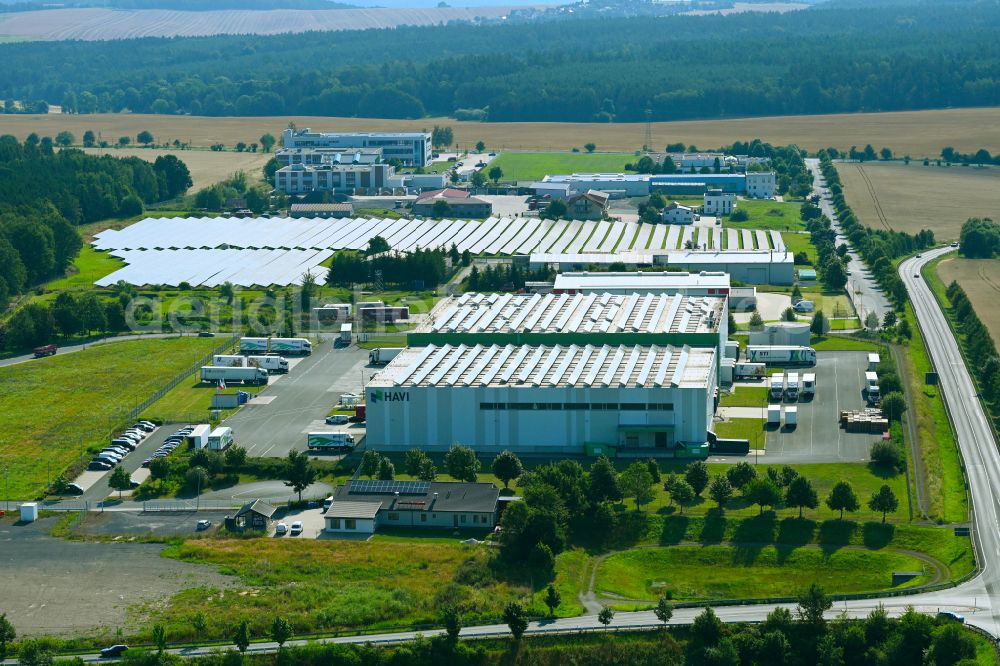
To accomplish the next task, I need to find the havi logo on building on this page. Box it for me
[369,389,410,403]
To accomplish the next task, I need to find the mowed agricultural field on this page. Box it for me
[488,151,634,181]
[0,337,222,499]
[938,256,1000,349]
[2,107,1000,157]
[840,162,1000,240]
[0,6,521,40]
[81,147,270,192]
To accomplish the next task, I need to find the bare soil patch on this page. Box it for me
[937,256,1000,349]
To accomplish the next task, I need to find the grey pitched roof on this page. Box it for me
[332,480,499,514]
[234,499,276,518]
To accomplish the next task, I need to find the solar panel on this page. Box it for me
[348,479,431,495]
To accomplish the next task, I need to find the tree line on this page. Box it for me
[945,280,1000,436]
[2,1,1000,121]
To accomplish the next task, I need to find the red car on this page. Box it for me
[32,344,57,358]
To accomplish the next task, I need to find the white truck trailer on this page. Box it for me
[248,355,289,374]
[208,426,233,451]
[802,373,816,398]
[339,323,353,346]
[786,372,800,401]
[784,406,798,428]
[769,373,785,401]
[307,432,355,452]
[369,347,404,365]
[213,354,247,367]
[735,362,766,380]
[865,371,880,404]
[199,366,269,386]
[745,345,817,366]
[767,404,781,425]
[187,424,212,449]
[239,337,312,356]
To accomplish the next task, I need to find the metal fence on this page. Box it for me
[117,334,239,426]
[142,497,299,512]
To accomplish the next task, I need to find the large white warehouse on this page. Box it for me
[366,343,716,457]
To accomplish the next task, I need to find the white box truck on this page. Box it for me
[769,373,785,401]
[248,355,289,374]
[784,406,798,428]
[199,366,269,386]
[208,426,233,451]
[735,362,766,380]
[339,323,353,346]
[187,423,211,449]
[786,372,800,401]
[239,337,269,354]
[767,404,781,425]
[802,373,816,398]
[745,346,817,366]
[369,347,404,365]
[213,354,248,368]
[865,371,880,404]
[307,432,355,452]
[867,353,881,372]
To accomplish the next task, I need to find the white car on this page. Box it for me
[275,522,288,536]
[290,521,303,535]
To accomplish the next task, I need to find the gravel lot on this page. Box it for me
[0,516,233,636]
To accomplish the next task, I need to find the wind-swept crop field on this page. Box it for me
[81,147,270,192]
[937,256,1000,349]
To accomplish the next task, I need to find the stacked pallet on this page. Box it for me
[840,408,889,433]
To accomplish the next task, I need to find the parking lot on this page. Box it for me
[75,510,233,537]
[221,342,370,458]
[80,425,180,501]
[759,350,878,462]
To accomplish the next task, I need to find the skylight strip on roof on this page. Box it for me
[646,295,669,334]
[537,293,568,331]
[548,345,578,386]
[531,346,563,387]
[600,347,626,387]
[670,348,690,387]
[618,346,642,387]
[462,345,502,386]
[507,293,542,331]
[565,293,597,333]
[582,345,610,387]
[653,348,673,387]
[428,345,466,386]
[636,348,657,386]
[496,346,529,385]
[444,344,484,386]
[517,347,547,384]
[633,294,654,332]
[394,345,439,386]
[410,346,454,386]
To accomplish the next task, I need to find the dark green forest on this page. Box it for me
[0,136,191,313]
[3,0,999,122]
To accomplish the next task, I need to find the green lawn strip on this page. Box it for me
[150,538,529,643]
[0,337,223,498]
[902,297,968,523]
[139,370,240,424]
[41,246,125,294]
[632,514,972,580]
[830,318,862,330]
[530,548,588,617]
[487,151,634,182]
[719,386,769,407]
[811,335,883,351]
[781,232,818,265]
[595,545,931,603]
[724,199,804,232]
[713,418,765,443]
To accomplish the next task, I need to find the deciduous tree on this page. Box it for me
[826,480,859,519]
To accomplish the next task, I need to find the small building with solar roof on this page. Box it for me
[324,479,501,535]
[365,343,716,457]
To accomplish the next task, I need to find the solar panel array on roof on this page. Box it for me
[348,479,431,495]
[89,216,785,286]
[371,343,714,390]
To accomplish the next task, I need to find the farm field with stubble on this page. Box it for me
[81,147,270,192]
[937,256,1000,349]
[2,107,1000,157]
[839,161,1000,240]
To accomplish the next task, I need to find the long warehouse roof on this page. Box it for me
[369,343,715,390]
[417,292,725,336]
[553,271,731,292]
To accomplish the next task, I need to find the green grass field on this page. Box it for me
[782,232,818,266]
[596,545,930,602]
[719,386,769,407]
[488,151,635,182]
[41,246,124,295]
[153,538,529,642]
[725,199,804,232]
[714,418,766,443]
[0,336,223,498]
[811,335,883,352]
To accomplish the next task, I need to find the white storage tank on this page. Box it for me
[20,502,38,522]
[749,322,811,348]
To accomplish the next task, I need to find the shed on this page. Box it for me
[798,268,817,281]
[324,500,381,535]
[226,499,276,532]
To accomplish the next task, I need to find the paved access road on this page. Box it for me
[805,158,892,323]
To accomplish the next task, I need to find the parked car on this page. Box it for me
[937,611,965,624]
[197,519,212,530]
[89,461,113,471]
[100,645,129,658]
[65,483,85,496]
[198,331,215,337]
[275,522,288,536]
[290,521,303,535]
[325,415,349,425]
[950,241,959,247]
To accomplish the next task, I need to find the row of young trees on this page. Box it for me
[946,281,1000,420]
[818,155,935,308]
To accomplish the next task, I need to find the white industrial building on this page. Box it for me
[662,202,695,224]
[365,343,716,456]
[541,173,652,198]
[275,163,394,194]
[281,129,432,167]
[552,271,731,297]
[745,172,776,198]
[703,189,735,215]
[658,250,794,285]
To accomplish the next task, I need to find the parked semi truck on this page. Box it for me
[745,345,817,366]
[339,323,353,346]
[786,372,800,401]
[213,354,247,367]
[735,362,766,380]
[199,366,269,386]
[248,355,289,374]
[369,347,404,365]
[769,373,785,401]
[802,373,816,398]
[208,426,233,451]
[307,432,355,452]
[239,337,312,355]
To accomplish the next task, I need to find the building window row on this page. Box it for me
[479,402,673,411]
